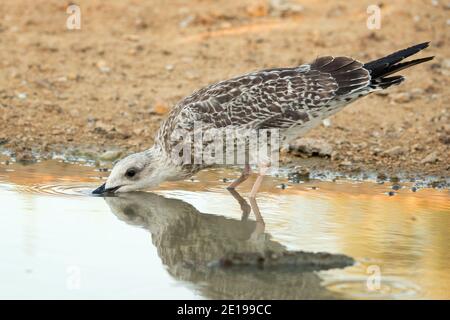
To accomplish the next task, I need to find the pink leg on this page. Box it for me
[227,164,251,190]
[249,164,270,198]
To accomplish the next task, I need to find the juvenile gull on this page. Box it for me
[93,43,433,197]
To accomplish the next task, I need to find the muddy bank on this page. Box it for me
[0,0,448,177]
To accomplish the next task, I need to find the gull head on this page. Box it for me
[92,147,169,195]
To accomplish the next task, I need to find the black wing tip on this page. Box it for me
[416,41,430,48]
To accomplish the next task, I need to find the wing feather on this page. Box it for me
[158,56,371,149]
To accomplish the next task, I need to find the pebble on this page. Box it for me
[96,60,111,73]
[384,146,407,157]
[421,151,438,164]
[391,92,412,104]
[149,101,170,115]
[339,160,352,167]
[288,167,310,183]
[99,150,122,161]
[387,191,396,196]
[411,186,417,192]
[289,138,333,157]
[322,118,331,127]
[392,184,401,191]
[179,15,195,28]
[17,92,27,100]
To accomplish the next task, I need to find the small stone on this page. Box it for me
[438,134,450,145]
[149,101,170,115]
[246,2,269,17]
[179,15,195,28]
[421,151,438,164]
[124,34,139,42]
[165,64,174,71]
[377,173,387,181]
[322,118,331,127]
[96,60,111,73]
[391,92,412,104]
[384,146,407,157]
[17,92,27,100]
[269,0,304,16]
[411,186,417,192]
[133,128,145,136]
[15,151,36,164]
[339,160,352,167]
[280,183,287,190]
[288,167,310,183]
[392,184,401,191]
[387,191,396,196]
[99,150,122,161]
[289,138,333,157]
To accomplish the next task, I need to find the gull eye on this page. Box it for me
[125,168,137,178]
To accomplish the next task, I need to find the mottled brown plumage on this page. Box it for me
[93,42,433,195]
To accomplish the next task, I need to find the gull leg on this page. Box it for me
[249,164,270,199]
[227,164,251,190]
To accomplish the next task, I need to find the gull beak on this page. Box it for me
[92,183,120,195]
[92,183,106,195]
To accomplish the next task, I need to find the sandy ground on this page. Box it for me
[0,0,448,178]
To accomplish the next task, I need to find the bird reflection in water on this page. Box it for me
[104,190,354,299]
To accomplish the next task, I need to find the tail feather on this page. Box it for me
[364,42,434,79]
[371,75,405,89]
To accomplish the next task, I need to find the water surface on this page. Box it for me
[0,160,449,299]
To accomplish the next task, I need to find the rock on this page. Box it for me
[133,127,145,135]
[15,150,36,164]
[289,138,333,157]
[93,121,114,134]
[179,15,195,28]
[331,151,340,160]
[391,92,412,104]
[387,191,396,196]
[149,101,170,115]
[96,60,111,73]
[384,146,407,157]
[438,134,450,145]
[246,2,269,17]
[99,150,122,162]
[411,143,424,151]
[339,160,352,167]
[322,118,331,127]
[421,152,438,164]
[288,167,310,183]
[17,92,27,100]
[269,0,304,16]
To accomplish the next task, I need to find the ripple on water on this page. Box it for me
[16,183,95,196]
[324,276,420,299]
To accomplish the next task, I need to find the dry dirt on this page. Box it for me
[0,0,448,178]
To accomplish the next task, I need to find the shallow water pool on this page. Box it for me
[0,160,449,299]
